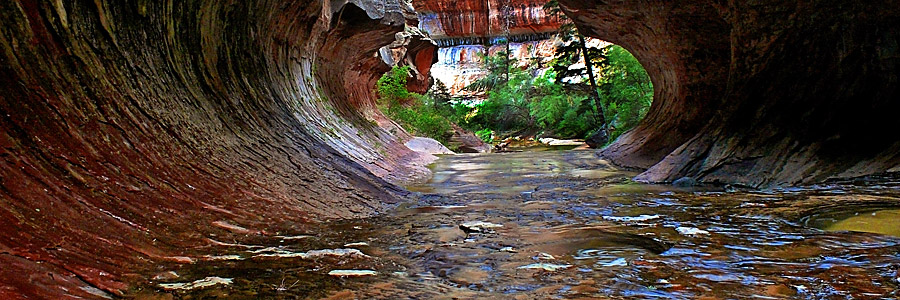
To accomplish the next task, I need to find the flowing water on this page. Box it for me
[133,150,900,299]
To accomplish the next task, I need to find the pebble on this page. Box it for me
[602,215,661,222]
[791,285,808,293]
[328,270,377,277]
[536,252,556,260]
[204,255,243,261]
[676,226,710,236]
[517,263,573,272]
[255,248,369,259]
[152,271,179,281]
[459,221,503,233]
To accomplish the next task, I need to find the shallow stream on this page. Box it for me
[134,150,900,299]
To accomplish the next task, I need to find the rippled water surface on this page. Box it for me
[135,150,900,299]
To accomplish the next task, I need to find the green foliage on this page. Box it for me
[376,66,452,145]
[453,44,652,144]
[464,50,515,93]
[529,72,597,138]
[475,128,494,143]
[596,45,653,142]
[376,42,653,149]
[377,66,412,103]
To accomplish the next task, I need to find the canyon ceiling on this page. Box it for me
[0,0,898,298]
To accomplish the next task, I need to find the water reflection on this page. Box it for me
[806,208,900,237]
[136,150,900,299]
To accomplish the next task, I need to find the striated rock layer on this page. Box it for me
[560,0,900,187]
[414,0,563,45]
[0,0,431,298]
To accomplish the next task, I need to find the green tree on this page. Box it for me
[597,45,653,142]
[543,0,608,139]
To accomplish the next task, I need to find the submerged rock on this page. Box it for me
[255,248,370,259]
[676,227,710,236]
[459,221,503,234]
[158,277,233,290]
[517,263,573,272]
[328,270,378,277]
[603,214,661,222]
[536,252,556,260]
[673,177,697,187]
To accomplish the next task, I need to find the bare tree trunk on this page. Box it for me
[580,34,607,134]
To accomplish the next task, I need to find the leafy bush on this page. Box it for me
[475,128,494,143]
[376,66,452,145]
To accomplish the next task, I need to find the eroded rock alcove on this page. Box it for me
[0,0,898,298]
[559,0,900,187]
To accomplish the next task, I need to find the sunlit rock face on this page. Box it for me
[0,0,431,297]
[559,0,900,187]
[432,39,557,96]
[414,0,563,44]
[379,28,439,94]
[414,0,565,97]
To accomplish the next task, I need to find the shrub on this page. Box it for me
[376,66,453,145]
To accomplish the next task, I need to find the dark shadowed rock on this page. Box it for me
[673,177,697,188]
[585,128,609,149]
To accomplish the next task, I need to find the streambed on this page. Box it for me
[132,150,900,299]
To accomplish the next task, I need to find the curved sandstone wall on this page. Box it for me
[0,0,431,297]
[559,0,900,187]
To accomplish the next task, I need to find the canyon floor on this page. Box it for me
[130,149,900,299]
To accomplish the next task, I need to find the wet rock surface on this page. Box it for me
[133,150,900,299]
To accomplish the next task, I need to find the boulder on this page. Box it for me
[405,137,455,155]
[448,124,492,153]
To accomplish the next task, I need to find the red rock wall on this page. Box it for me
[560,0,900,187]
[415,0,563,41]
[0,0,429,297]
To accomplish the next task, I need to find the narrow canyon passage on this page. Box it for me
[1,0,899,298]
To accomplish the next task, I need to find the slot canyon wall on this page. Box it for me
[0,0,432,297]
[0,0,898,298]
[559,0,900,187]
